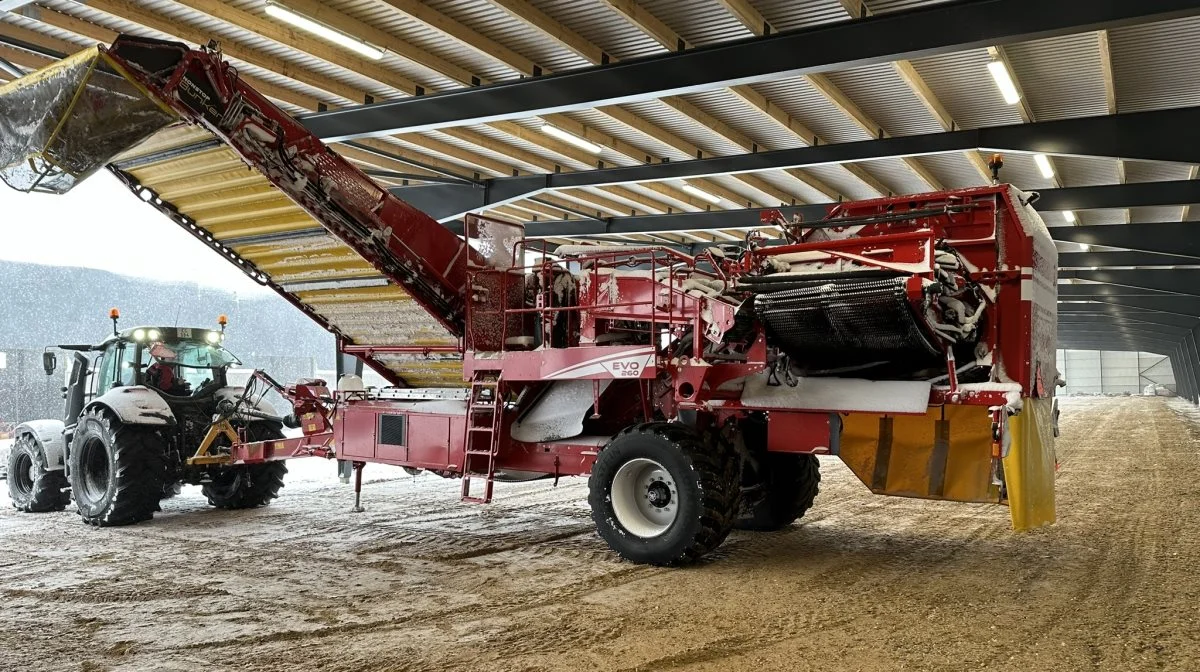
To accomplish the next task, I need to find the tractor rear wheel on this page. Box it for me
[202,423,288,510]
[7,434,70,513]
[736,452,821,531]
[69,408,168,526]
[589,422,740,566]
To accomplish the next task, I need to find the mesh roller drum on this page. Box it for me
[753,276,941,371]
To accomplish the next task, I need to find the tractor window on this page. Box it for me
[144,340,237,395]
[94,346,120,396]
[117,343,140,387]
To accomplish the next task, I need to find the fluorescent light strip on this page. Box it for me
[540,124,604,154]
[265,2,385,60]
[1063,210,1077,223]
[1033,153,1054,179]
[681,183,722,205]
[987,60,1021,105]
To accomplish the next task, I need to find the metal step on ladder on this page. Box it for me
[461,372,503,503]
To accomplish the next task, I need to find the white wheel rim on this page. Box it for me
[610,458,678,538]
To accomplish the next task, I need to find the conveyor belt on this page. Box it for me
[111,125,464,388]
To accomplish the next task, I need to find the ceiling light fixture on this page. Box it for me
[1033,153,1054,179]
[265,1,385,60]
[986,59,1021,105]
[1063,210,1077,223]
[681,183,722,205]
[540,124,604,154]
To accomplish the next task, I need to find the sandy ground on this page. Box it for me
[2,395,1199,671]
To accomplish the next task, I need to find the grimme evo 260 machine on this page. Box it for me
[0,36,1058,565]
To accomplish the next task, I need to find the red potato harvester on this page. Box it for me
[0,35,1058,565]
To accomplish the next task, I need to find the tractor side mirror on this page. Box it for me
[43,350,57,376]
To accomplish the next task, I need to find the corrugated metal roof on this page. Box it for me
[858,157,931,195]
[1075,210,1130,226]
[1129,206,1185,223]
[754,0,851,31]
[804,164,878,201]
[910,48,1025,129]
[1055,156,1120,187]
[752,76,874,144]
[914,152,987,190]
[1004,32,1108,121]
[640,0,752,46]
[622,99,747,157]
[318,0,521,84]
[864,0,955,15]
[423,0,593,73]
[674,89,802,152]
[758,170,831,205]
[39,0,363,107]
[1110,15,1200,113]
[823,62,944,136]
[560,108,694,162]
[528,0,664,61]
[1125,161,1193,183]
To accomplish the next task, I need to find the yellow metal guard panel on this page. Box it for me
[1003,397,1057,530]
[838,405,1002,504]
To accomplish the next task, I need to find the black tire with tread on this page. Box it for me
[588,421,740,566]
[201,423,288,510]
[736,452,821,531]
[7,434,71,513]
[69,408,168,527]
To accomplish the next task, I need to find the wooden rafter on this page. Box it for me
[836,2,991,184]
[1183,165,1198,222]
[1097,29,1128,224]
[709,0,942,192]
[592,0,902,198]
[372,0,800,209]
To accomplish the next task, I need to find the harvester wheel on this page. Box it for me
[736,452,820,531]
[7,434,70,513]
[589,422,740,566]
[201,423,288,510]
[70,408,168,526]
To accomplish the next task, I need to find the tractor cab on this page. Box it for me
[44,311,238,433]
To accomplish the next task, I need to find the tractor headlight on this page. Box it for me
[133,329,146,341]
[205,331,220,344]
[148,329,161,341]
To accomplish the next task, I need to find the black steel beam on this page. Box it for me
[1053,221,1200,260]
[1058,251,1197,268]
[1063,269,1200,297]
[498,182,1200,237]
[389,109,1200,217]
[299,0,1200,140]
[1057,306,1200,327]
[1036,179,1200,212]
[1058,284,1175,298]
[1060,296,1200,317]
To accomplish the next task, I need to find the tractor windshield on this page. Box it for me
[138,338,240,396]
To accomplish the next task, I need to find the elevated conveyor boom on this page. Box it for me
[0,36,478,386]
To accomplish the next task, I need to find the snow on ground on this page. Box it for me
[0,438,10,488]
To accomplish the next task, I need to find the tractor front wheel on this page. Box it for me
[7,434,70,513]
[201,423,287,510]
[589,422,739,566]
[69,408,168,526]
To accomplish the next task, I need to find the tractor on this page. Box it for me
[6,310,295,525]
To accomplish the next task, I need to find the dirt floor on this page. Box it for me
[2,395,1199,671]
